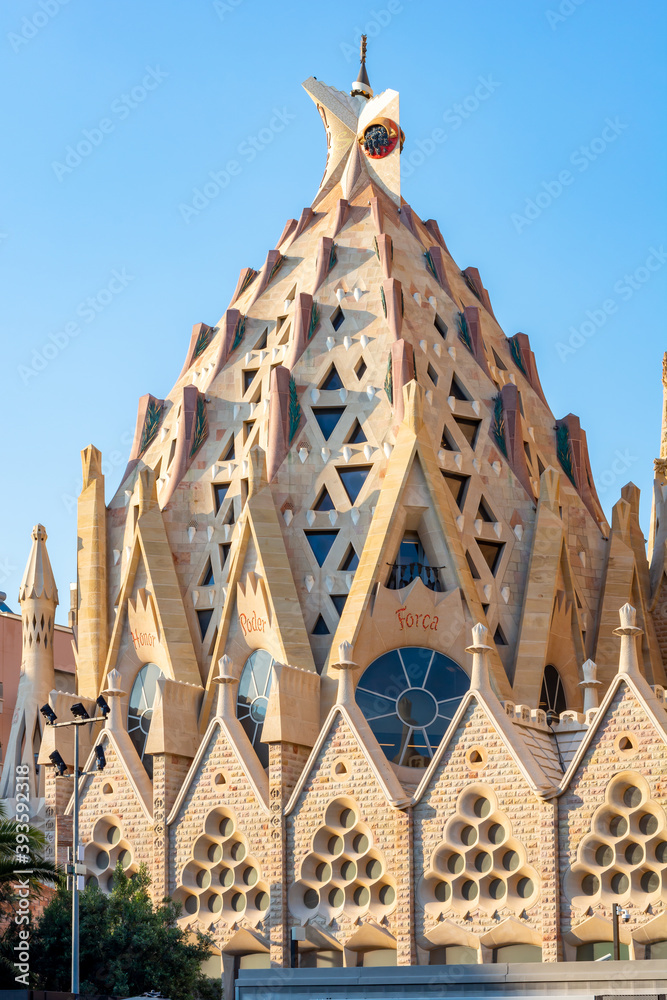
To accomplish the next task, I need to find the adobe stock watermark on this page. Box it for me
[339,1,405,60]
[402,75,501,178]
[18,268,134,385]
[13,764,33,987]
[556,246,666,362]
[546,0,588,30]
[178,107,296,223]
[212,0,243,20]
[51,66,168,181]
[7,0,74,53]
[61,429,133,513]
[596,448,638,496]
[0,556,17,587]
[511,117,628,234]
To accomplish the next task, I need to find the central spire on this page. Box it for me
[351,34,373,98]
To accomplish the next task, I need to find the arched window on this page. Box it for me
[355,647,469,767]
[236,649,274,767]
[539,663,566,716]
[127,663,162,776]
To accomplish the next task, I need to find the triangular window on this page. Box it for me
[338,466,371,504]
[449,374,470,401]
[427,363,439,386]
[167,438,177,469]
[465,551,480,580]
[331,594,347,616]
[243,369,256,393]
[441,425,456,451]
[477,497,495,523]
[339,545,359,571]
[387,532,443,592]
[320,365,344,390]
[219,543,231,569]
[314,486,335,511]
[311,614,330,635]
[492,348,507,371]
[442,471,470,509]
[477,540,505,575]
[330,307,345,331]
[494,624,508,646]
[454,416,480,450]
[255,328,268,350]
[214,483,230,513]
[434,314,448,339]
[201,560,214,586]
[313,406,345,439]
[346,419,367,444]
[196,608,214,639]
[305,530,339,566]
[221,439,235,461]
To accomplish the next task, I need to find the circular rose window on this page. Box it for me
[355,647,469,767]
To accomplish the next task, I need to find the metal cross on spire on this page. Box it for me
[351,34,373,98]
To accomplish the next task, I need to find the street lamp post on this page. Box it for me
[41,698,110,996]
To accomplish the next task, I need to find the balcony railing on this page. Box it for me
[386,562,444,592]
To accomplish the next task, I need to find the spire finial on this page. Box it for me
[351,35,373,99]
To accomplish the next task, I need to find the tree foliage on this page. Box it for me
[1,864,221,1000]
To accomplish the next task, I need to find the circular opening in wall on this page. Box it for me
[488,823,505,845]
[461,825,476,847]
[489,878,506,899]
[640,870,660,893]
[86,875,98,889]
[582,874,599,896]
[354,885,370,906]
[625,842,643,866]
[328,836,343,856]
[219,817,234,838]
[196,869,211,889]
[623,785,642,808]
[184,894,198,915]
[315,862,331,882]
[639,813,659,836]
[340,860,357,881]
[517,877,534,898]
[304,889,319,909]
[474,797,491,819]
[328,887,344,908]
[208,843,222,864]
[213,772,227,787]
[332,759,351,780]
[655,842,667,864]
[218,867,234,888]
[595,845,614,867]
[255,890,269,911]
[502,850,519,872]
[611,872,629,894]
[230,841,246,862]
[616,734,638,756]
[378,883,395,906]
[353,833,369,854]
[366,858,382,880]
[610,815,628,838]
[95,850,109,870]
[102,783,113,796]
[208,893,223,914]
[434,880,451,903]
[118,849,132,869]
[466,747,487,769]
[106,826,121,846]
[447,853,464,875]
[230,892,245,913]
[243,866,258,886]
[461,879,478,900]
[474,852,491,873]
[340,808,356,829]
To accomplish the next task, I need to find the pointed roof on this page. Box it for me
[351,35,373,98]
[19,524,58,604]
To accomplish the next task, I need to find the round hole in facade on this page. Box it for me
[639,813,659,836]
[255,890,269,911]
[434,880,451,902]
[106,826,121,846]
[355,647,469,767]
[208,843,222,864]
[474,797,491,819]
[366,858,382,879]
[184,894,198,915]
[461,879,478,900]
[582,874,599,896]
[611,872,629,894]
[517,877,533,898]
[595,845,613,867]
[610,815,628,838]
[353,834,369,854]
[625,843,643,866]
[328,836,343,856]
[447,853,464,875]
[503,850,519,872]
[461,825,476,846]
[640,870,660,893]
[623,785,642,808]
[328,887,344,907]
[488,823,505,845]
[340,808,356,829]
[378,884,395,906]
[219,868,234,887]
[354,885,370,906]
[489,878,505,899]
[304,889,319,909]
[316,862,331,882]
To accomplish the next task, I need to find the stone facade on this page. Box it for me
[4,50,667,977]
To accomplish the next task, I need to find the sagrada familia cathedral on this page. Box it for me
[3,45,667,980]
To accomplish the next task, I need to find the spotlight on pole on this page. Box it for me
[96,696,110,719]
[94,745,107,771]
[70,703,90,719]
[49,750,68,776]
[40,704,58,725]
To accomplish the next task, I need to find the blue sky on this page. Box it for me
[1,0,665,622]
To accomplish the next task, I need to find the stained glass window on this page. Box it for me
[128,663,162,777]
[237,649,274,767]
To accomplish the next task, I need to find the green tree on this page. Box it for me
[16,864,221,1000]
